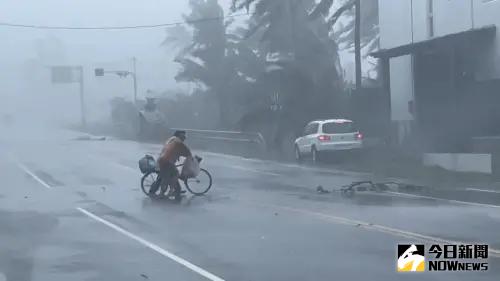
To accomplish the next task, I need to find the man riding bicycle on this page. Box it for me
[150,130,192,200]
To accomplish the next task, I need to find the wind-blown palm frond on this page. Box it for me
[325,0,356,29]
[162,24,191,50]
[174,57,209,84]
[308,0,335,19]
[232,0,257,13]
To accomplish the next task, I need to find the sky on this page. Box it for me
[0,0,236,125]
[0,0,237,62]
[0,0,362,126]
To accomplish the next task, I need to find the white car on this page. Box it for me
[294,119,363,162]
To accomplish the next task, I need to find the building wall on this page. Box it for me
[411,0,429,42]
[473,0,500,80]
[432,0,473,36]
[423,153,492,174]
[378,0,412,49]
[379,0,500,120]
[389,56,414,122]
[378,0,414,125]
[379,0,500,148]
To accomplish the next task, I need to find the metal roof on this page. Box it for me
[370,25,496,59]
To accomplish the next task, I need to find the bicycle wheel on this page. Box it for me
[141,171,163,196]
[183,168,212,195]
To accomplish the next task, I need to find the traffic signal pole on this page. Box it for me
[95,57,138,104]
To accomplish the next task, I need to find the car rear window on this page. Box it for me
[322,122,356,134]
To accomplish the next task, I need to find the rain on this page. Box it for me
[0,0,499,280]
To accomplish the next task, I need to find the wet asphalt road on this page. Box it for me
[1,124,500,281]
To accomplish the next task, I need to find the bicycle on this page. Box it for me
[140,155,212,197]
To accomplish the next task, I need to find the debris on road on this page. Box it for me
[316,185,330,194]
[312,181,433,197]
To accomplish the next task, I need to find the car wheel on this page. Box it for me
[311,146,319,164]
[295,145,302,163]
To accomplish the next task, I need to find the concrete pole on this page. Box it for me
[355,0,362,90]
[78,66,87,127]
[133,57,138,104]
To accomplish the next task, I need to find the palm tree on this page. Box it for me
[162,24,191,53]
[231,0,346,113]
[164,0,268,128]
[230,0,350,155]
[310,0,380,81]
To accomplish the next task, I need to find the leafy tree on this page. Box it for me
[173,0,225,88]
[162,24,192,54]
[165,0,271,128]
[310,0,380,79]
[165,0,228,126]
[231,0,346,144]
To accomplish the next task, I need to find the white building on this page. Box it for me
[373,0,500,173]
[372,0,500,171]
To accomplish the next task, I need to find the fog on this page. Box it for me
[0,0,364,130]
[0,0,230,127]
[2,2,500,280]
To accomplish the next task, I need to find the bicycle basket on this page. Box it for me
[138,155,156,174]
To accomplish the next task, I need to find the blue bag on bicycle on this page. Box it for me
[138,155,156,174]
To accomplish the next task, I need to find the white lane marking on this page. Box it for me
[385,191,500,209]
[202,151,256,162]
[14,160,52,189]
[466,188,500,194]
[11,156,223,280]
[76,207,225,281]
[203,151,371,176]
[258,203,500,258]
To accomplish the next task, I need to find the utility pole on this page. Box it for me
[132,57,138,104]
[78,66,86,127]
[354,0,362,90]
[95,59,137,104]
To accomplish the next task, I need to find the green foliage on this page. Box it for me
[231,0,345,119]
[311,0,379,55]
[166,0,367,146]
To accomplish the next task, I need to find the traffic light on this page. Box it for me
[95,68,104,77]
[116,71,130,78]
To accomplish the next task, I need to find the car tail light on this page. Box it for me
[356,133,363,140]
[318,135,331,142]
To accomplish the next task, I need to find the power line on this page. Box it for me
[0,12,253,30]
